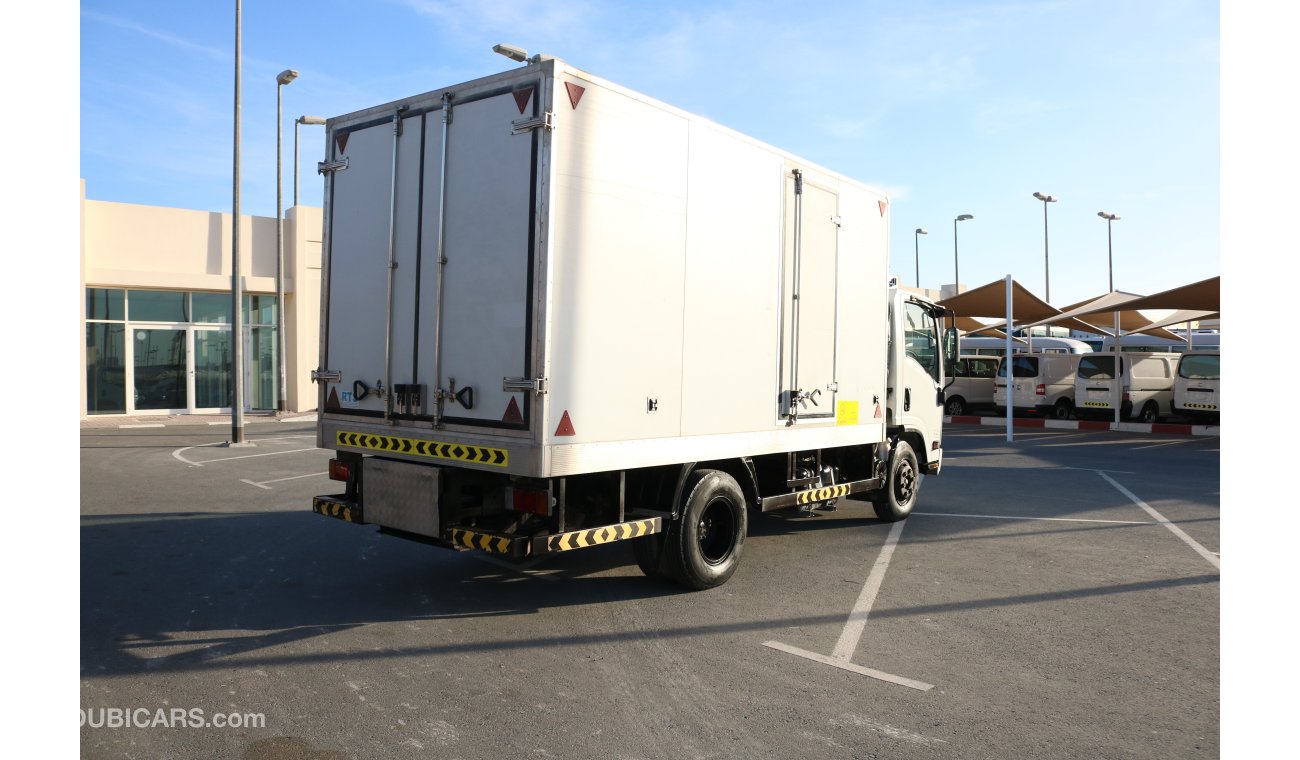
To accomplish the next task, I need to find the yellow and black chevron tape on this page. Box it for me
[1181,402,1217,410]
[335,431,508,467]
[543,517,663,554]
[313,497,360,523]
[448,528,524,556]
[796,484,851,505]
[1083,401,1111,408]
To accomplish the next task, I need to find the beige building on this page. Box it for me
[79,180,323,416]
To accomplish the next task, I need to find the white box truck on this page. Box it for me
[310,56,954,589]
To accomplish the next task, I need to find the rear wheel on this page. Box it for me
[871,441,920,522]
[944,396,966,416]
[1052,398,1073,420]
[1138,401,1159,423]
[662,470,746,590]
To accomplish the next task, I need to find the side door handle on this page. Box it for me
[904,387,911,412]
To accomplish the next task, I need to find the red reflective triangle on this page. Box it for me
[512,87,534,115]
[327,387,340,409]
[502,396,524,424]
[335,131,349,155]
[878,200,887,217]
[555,410,576,437]
[565,82,586,110]
[874,403,883,418]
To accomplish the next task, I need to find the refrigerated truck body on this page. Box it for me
[311,56,952,589]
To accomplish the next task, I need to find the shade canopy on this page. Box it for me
[1090,275,1219,313]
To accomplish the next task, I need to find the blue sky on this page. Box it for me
[78,0,1222,308]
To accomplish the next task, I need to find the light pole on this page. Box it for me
[914,228,927,289]
[1033,192,1057,303]
[1098,211,1122,425]
[230,0,245,444]
[953,214,973,294]
[294,115,326,207]
[275,69,298,413]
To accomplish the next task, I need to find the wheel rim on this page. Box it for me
[946,400,961,415]
[697,497,737,565]
[893,460,916,505]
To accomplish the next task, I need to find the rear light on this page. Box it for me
[512,488,550,516]
[1123,392,1131,402]
[328,458,351,482]
[1035,384,1046,396]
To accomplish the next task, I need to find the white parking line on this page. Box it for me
[241,472,330,490]
[172,435,315,467]
[1131,438,1199,451]
[1098,472,1220,570]
[913,512,1151,525]
[765,520,933,691]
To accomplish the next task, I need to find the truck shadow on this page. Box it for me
[81,510,689,678]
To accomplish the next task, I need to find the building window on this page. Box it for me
[86,323,127,414]
[83,288,280,415]
[193,292,232,324]
[128,290,189,322]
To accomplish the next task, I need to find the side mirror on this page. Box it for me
[943,327,959,376]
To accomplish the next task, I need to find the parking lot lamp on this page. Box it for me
[953,215,973,294]
[1098,211,1122,425]
[914,228,927,289]
[1033,192,1057,303]
[295,115,327,206]
[275,69,299,413]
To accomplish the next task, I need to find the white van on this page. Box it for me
[1074,352,1179,422]
[944,355,1001,415]
[993,353,1084,419]
[1172,352,1220,423]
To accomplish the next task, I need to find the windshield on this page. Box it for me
[1078,355,1121,380]
[997,356,1038,378]
[1178,354,1219,380]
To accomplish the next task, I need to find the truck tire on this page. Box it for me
[871,441,920,523]
[663,469,746,590]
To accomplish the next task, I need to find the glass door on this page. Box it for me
[131,328,187,413]
[193,327,232,412]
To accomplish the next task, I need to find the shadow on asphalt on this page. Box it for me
[82,504,1217,679]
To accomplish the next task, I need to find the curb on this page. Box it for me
[945,415,1218,437]
[81,413,319,430]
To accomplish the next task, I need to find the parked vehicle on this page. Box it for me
[1080,331,1220,353]
[961,335,1093,356]
[1172,352,1220,423]
[994,353,1084,419]
[1074,352,1179,422]
[308,55,955,590]
[944,355,1000,415]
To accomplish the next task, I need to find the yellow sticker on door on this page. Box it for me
[836,400,859,426]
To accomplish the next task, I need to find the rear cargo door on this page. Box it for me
[322,112,422,416]
[415,85,539,428]
[778,170,838,420]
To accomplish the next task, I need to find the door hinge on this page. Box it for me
[503,377,548,394]
[512,111,554,134]
[312,369,342,383]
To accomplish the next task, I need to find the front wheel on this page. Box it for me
[662,470,746,590]
[1052,399,1073,420]
[944,396,966,416]
[871,441,920,522]
[1138,401,1159,423]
